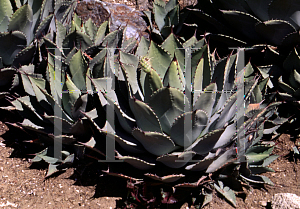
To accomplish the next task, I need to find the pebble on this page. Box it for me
[260,201,267,207]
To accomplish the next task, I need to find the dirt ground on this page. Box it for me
[0,121,122,208]
[0,120,300,209]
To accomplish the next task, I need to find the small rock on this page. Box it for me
[260,201,267,207]
[55,197,62,202]
[272,193,300,209]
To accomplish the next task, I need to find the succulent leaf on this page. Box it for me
[192,45,212,93]
[188,129,224,155]
[153,0,167,31]
[240,174,274,185]
[12,44,36,68]
[119,156,155,170]
[129,98,162,133]
[0,0,13,22]
[28,0,44,36]
[62,73,81,117]
[145,173,185,183]
[163,60,184,91]
[161,33,184,69]
[255,20,296,46]
[249,165,274,174]
[69,50,88,91]
[62,30,93,56]
[194,83,217,118]
[140,57,163,102]
[213,123,237,149]
[101,29,122,49]
[221,10,261,41]
[132,128,176,156]
[289,69,300,89]
[268,0,300,29]
[185,157,215,171]
[0,31,26,65]
[245,145,274,164]
[147,41,172,81]
[283,47,300,72]
[55,18,66,49]
[84,18,97,41]
[157,151,195,168]
[8,4,33,45]
[94,21,108,46]
[214,181,236,207]
[0,68,17,87]
[40,0,54,21]
[136,36,150,57]
[170,110,208,147]
[206,148,237,173]
[149,87,186,134]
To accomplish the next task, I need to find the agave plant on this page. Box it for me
[278,47,300,102]
[0,9,140,176]
[149,0,296,137]
[274,46,300,135]
[79,32,284,207]
[183,0,300,45]
[0,0,78,98]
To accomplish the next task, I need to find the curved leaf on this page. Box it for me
[170,110,208,147]
[255,20,296,46]
[94,21,108,45]
[69,50,88,91]
[145,173,185,183]
[149,87,186,134]
[188,129,224,155]
[185,157,215,171]
[194,82,217,118]
[269,0,300,29]
[119,156,155,170]
[163,60,184,91]
[221,10,261,41]
[132,128,176,156]
[161,33,184,70]
[0,31,26,65]
[206,148,237,173]
[129,98,162,133]
[147,41,172,81]
[157,151,195,168]
[62,30,93,55]
[0,0,13,22]
[8,4,33,45]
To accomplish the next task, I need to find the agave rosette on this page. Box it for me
[1,11,140,176]
[182,0,300,46]
[81,31,284,206]
[0,0,77,95]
